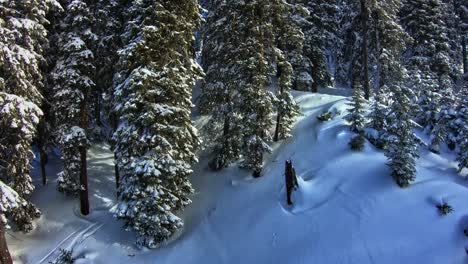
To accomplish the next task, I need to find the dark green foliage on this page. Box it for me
[317,112,332,122]
[349,134,366,151]
[113,0,203,248]
[384,84,419,188]
[346,85,366,133]
[436,201,454,216]
[49,249,75,264]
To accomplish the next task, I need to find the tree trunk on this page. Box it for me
[375,11,384,90]
[94,91,101,126]
[361,0,370,99]
[463,35,467,74]
[79,91,90,216]
[285,160,298,205]
[0,225,12,264]
[111,114,120,193]
[40,149,48,185]
[311,64,319,93]
[114,153,119,190]
[274,114,281,142]
[274,64,284,142]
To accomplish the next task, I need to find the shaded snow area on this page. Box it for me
[10,92,468,263]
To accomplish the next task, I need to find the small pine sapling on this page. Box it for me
[349,134,366,151]
[49,249,75,264]
[317,111,332,122]
[436,200,454,216]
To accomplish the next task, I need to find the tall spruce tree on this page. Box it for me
[299,0,340,91]
[201,0,300,173]
[346,83,366,133]
[200,0,244,170]
[385,81,420,187]
[51,0,94,214]
[273,1,302,141]
[0,180,27,264]
[0,0,59,231]
[401,0,456,83]
[454,89,467,172]
[113,0,203,248]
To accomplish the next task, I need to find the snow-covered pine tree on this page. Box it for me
[0,180,26,264]
[454,90,467,172]
[400,0,457,83]
[428,87,457,153]
[51,0,95,202]
[366,86,390,148]
[300,0,340,91]
[370,0,409,90]
[279,1,312,91]
[385,81,420,187]
[200,0,244,170]
[335,0,362,89]
[90,0,123,139]
[346,84,366,134]
[0,93,42,232]
[273,1,302,141]
[233,0,278,177]
[113,0,203,248]
[0,0,58,231]
[201,0,297,173]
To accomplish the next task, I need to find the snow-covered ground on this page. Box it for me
[9,91,468,263]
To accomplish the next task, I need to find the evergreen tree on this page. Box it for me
[0,0,59,231]
[0,180,26,264]
[200,0,244,170]
[366,86,390,148]
[299,0,340,91]
[113,0,203,248]
[371,0,409,90]
[454,90,467,172]
[428,87,457,153]
[201,0,299,174]
[0,93,42,232]
[51,0,95,202]
[273,1,302,141]
[401,0,456,83]
[385,82,419,187]
[346,84,366,133]
[90,0,123,139]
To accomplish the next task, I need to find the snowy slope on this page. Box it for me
[9,92,468,264]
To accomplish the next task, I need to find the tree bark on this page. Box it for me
[274,114,281,142]
[463,35,467,74]
[40,149,48,186]
[79,91,90,216]
[311,64,319,93]
[274,63,284,142]
[285,160,298,205]
[111,114,120,193]
[94,91,101,126]
[361,0,370,99]
[0,225,12,264]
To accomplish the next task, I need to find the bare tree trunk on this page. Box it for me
[361,0,370,100]
[285,160,298,205]
[0,225,12,264]
[79,92,90,216]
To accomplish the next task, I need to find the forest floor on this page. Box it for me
[9,91,468,264]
